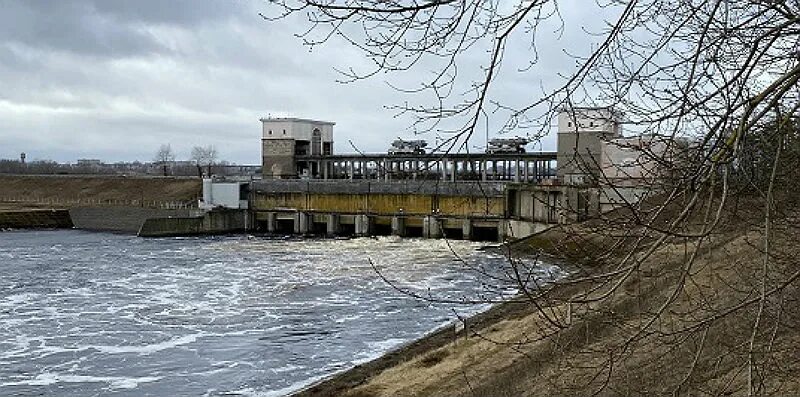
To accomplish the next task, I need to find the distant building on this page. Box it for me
[260,117,334,179]
[76,159,103,167]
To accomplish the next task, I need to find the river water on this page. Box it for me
[0,230,562,396]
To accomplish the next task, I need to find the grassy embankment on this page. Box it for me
[0,174,201,210]
[296,195,800,396]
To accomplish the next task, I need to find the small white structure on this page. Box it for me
[199,178,249,210]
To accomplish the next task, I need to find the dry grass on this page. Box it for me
[0,175,201,208]
[303,196,800,397]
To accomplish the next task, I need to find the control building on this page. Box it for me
[556,107,624,185]
[261,117,334,179]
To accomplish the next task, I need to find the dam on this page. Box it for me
[2,107,662,240]
[177,107,656,241]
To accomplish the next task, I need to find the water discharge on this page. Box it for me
[0,230,562,396]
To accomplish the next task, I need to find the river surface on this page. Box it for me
[0,230,562,396]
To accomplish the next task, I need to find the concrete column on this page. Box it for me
[497,221,506,243]
[450,159,457,182]
[348,160,354,180]
[294,212,310,234]
[322,161,329,180]
[423,215,442,239]
[462,218,473,240]
[354,214,372,237]
[266,212,276,233]
[440,160,447,180]
[514,159,521,182]
[523,160,529,182]
[326,213,340,236]
[391,216,406,237]
[481,160,487,181]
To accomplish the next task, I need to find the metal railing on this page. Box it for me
[0,196,198,209]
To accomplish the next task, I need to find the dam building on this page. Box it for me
[261,117,334,179]
[186,108,667,241]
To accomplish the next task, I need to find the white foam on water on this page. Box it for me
[270,363,303,374]
[89,332,203,355]
[228,372,332,397]
[1,372,161,390]
[0,232,563,397]
[0,292,40,307]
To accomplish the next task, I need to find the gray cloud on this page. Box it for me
[0,0,611,164]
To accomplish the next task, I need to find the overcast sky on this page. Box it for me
[0,0,610,164]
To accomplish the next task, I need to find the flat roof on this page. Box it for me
[259,117,335,125]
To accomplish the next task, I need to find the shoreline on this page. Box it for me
[292,297,537,397]
[290,234,555,397]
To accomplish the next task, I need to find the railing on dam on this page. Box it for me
[252,179,506,197]
[0,196,198,209]
[291,152,557,182]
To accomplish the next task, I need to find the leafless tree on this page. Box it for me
[264,0,800,395]
[153,144,176,177]
[190,145,218,177]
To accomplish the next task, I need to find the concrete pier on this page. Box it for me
[326,214,340,236]
[354,214,372,236]
[391,216,406,237]
[423,216,442,239]
[462,219,473,240]
[295,212,310,234]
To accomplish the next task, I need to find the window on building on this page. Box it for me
[268,130,272,135]
[283,129,286,135]
[589,121,594,127]
[567,122,572,127]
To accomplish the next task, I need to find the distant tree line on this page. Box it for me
[0,144,260,177]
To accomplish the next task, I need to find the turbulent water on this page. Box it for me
[0,230,562,396]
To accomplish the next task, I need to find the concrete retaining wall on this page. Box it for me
[137,210,250,237]
[0,209,73,229]
[69,207,199,233]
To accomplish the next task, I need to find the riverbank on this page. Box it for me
[0,175,205,232]
[0,174,201,209]
[294,195,800,396]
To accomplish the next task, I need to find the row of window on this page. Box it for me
[566,121,598,128]
[266,129,324,135]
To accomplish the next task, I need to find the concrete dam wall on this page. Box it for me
[252,180,507,217]
[248,180,548,241]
